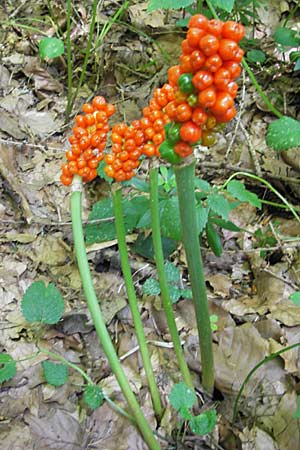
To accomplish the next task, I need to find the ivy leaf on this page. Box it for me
[169,285,182,304]
[169,382,196,417]
[39,37,64,59]
[266,116,300,151]
[227,180,261,208]
[83,385,105,410]
[42,361,68,387]
[207,193,231,220]
[247,49,266,64]
[274,27,300,47]
[289,292,300,306]
[210,0,235,13]
[21,281,64,325]
[0,353,16,383]
[147,0,194,12]
[142,278,161,296]
[164,261,180,283]
[189,409,217,435]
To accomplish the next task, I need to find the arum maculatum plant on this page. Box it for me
[60,13,244,447]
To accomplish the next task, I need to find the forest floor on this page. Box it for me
[1,1,300,449]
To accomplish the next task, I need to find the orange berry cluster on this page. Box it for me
[164,15,244,157]
[102,83,176,181]
[60,96,115,186]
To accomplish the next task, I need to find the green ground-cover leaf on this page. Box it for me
[0,354,17,383]
[274,27,300,47]
[210,0,234,13]
[227,180,261,208]
[21,281,64,325]
[42,361,68,386]
[207,193,231,220]
[266,116,300,151]
[147,0,193,12]
[142,278,161,296]
[164,261,180,283]
[169,382,196,417]
[189,409,217,435]
[39,37,64,59]
[83,385,105,410]
[247,49,266,64]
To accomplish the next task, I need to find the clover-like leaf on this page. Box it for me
[0,353,16,383]
[169,382,196,418]
[21,281,64,325]
[42,361,68,387]
[266,116,300,151]
[39,37,64,59]
[189,409,217,435]
[83,385,105,410]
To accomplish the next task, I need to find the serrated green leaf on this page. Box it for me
[21,281,64,325]
[207,193,231,220]
[274,27,300,47]
[0,354,16,383]
[39,37,64,59]
[294,58,300,71]
[180,288,193,299]
[189,409,217,435]
[164,261,180,283]
[160,197,182,241]
[196,205,209,233]
[86,196,149,244]
[266,116,300,151]
[194,178,212,192]
[227,180,261,208]
[247,49,266,64]
[142,278,161,296]
[83,385,104,410]
[97,160,112,183]
[210,0,235,13]
[132,234,177,260]
[210,217,240,232]
[42,361,68,387]
[289,292,300,306]
[169,382,196,413]
[169,285,182,303]
[147,0,194,12]
[178,406,193,420]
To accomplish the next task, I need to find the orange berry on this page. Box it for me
[60,174,73,186]
[82,103,94,114]
[92,96,106,110]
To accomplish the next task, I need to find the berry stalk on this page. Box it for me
[70,176,161,450]
[112,185,163,420]
[149,165,194,391]
[174,158,214,394]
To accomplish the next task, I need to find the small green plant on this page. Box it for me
[143,260,192,303]
[169,382,217,437]
[38,37,64,59]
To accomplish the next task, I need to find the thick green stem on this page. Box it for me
[174,158,214,394]
[149,167,194,391]
[70,177,161,450]
[112,186,163,420]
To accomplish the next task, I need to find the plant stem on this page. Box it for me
[149,166,194,391]
[70,176,161,450]
[38,346,134,423]
[222,171,300,224]
[233,342,300,421]
[205,0,283,119]
[174,158,214,394]
[67,0,98,118]
[65,0,73,121]
[112,186,163,420]
[197,0,203,13]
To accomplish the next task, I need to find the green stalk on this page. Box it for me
[206,0,282,119]
[149,166,194,391]
[112,186,163,419]
[38,347,134,423]
[174,158,214,394]
[70,176,161,450]
[112,186,163,420]
[65,0,73,121]
[233,342,300,421]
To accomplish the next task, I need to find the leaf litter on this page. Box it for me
[1,1,300,449]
